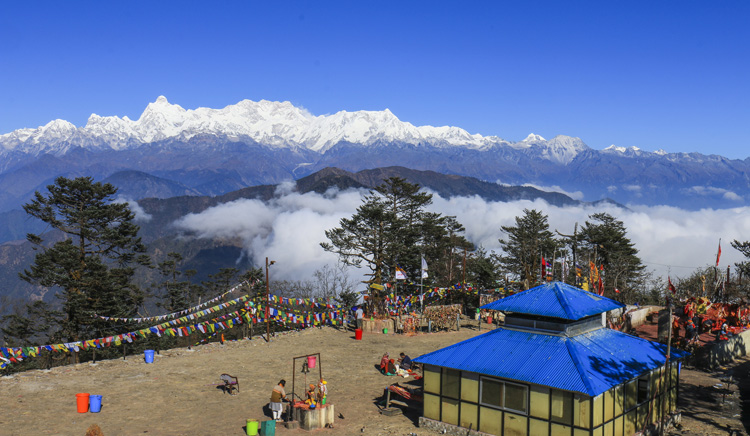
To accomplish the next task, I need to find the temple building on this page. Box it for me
[414,282,687,436]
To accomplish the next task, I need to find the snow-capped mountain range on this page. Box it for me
[1,96,588,163]
[0,96,748,213]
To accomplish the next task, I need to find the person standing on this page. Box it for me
[355,306,364,330]
[269,380,288,421]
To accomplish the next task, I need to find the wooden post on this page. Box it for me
[660,303,673,436]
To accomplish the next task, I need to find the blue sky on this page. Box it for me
[1,1,748,158]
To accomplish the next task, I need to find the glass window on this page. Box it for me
[551,389,572,425]
[624,380,637,411]
[636,379,649,404]
[442,368,460,399]
[481,377,504,408]
[505,382,529,414]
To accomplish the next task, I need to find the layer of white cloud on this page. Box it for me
[686,186,743,202]
[172,187,750,286]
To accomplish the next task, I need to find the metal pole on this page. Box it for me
[660,301,673,435]
[420,265,424,314]
[266,257,270,342]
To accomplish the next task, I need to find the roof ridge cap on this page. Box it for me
[564,339,597,396]
[554,283,576,319]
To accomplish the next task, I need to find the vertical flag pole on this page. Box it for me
[420,255,426,313]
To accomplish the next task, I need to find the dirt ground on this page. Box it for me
[1,324,748,436]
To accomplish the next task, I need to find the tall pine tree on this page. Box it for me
[19,176,151,343]
[498,209,558,289]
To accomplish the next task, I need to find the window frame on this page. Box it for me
[478,375,529,415]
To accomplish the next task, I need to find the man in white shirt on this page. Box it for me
[355,306,364,330]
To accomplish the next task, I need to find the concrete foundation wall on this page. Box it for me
[419,417,492,436]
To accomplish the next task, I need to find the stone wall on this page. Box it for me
[361,318,395,333]
[691,328,750,369]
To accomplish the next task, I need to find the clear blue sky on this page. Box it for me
[1,1,748,158]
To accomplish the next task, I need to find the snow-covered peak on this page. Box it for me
[604,144,643,155]
[522,133,546,142]
[0,97,570,158]
[537,135,588,164]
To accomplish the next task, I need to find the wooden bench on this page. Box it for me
[220,374,239,395]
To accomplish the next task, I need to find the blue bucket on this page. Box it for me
[89,395,102,413]
[144,349,155,364]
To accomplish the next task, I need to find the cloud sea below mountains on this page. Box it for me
[168,182,749,289]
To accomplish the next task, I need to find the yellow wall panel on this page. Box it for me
[550,423,571,436]
[530,418,549,436]
[530,386,550,419]
[624,410,636,436]
[504,412,528,436]
[574,429,591,436]
[636,404,648,430]
[479,406,503,436]
[424,365,440,394]
[461,372,479,402]
[603,421,613,436]
[574,396,591,429]
[614,385,623,417]
[604,389,614,422]
[442,397,459,426]
[460,402,478,430]
[424,393,440,420]
[614,416,623,436]
[593,394,603,427]
[592,426,602,436]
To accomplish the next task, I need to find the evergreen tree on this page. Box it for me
[154,252,196,312]
[19,176,151,343]
[321,177,470,309]
[579,212,645,298]
[498,209,558,289]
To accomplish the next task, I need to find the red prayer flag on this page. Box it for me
[668,276,676,295]
[716,241,722,267]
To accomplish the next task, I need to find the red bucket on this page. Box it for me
[307,355,317,369]
[355,329,363,340]
[76,393,90,413]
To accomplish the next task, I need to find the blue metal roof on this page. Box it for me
[414,327,688,397]
[481,282,625,320]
